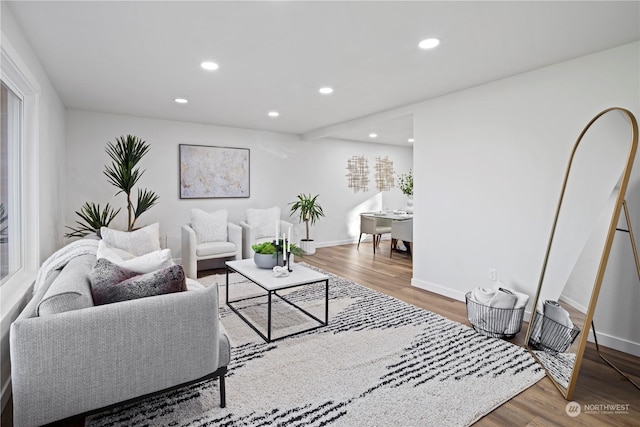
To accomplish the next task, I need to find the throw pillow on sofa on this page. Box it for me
[97,240,174,273]
[100,222,161,256]
[89,258,186,305]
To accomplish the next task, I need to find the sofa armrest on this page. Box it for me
[10,286,220,427]
[228,222,242,260]
[181,224,197,279]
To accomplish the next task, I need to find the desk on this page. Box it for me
[360,212,413,257]
[363,212,413,221]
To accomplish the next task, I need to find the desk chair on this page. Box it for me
[390,218,413,258]
[358,214,392,254]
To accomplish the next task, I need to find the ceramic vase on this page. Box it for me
[406,195,414,214]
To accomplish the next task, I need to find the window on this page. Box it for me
[0,80,22,284]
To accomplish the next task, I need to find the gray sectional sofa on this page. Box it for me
[10,250,230,427]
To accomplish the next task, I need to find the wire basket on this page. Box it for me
[465,292,525,339]
[528,311,581,354]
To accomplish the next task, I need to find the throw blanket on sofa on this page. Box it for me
[34,239,99,294]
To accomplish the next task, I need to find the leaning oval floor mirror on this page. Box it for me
[524,107,638,399]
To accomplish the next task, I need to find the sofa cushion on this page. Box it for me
[37,255,96,316]
[89,258,187,306]
[196,241,237,257]
[97,240,174,273]
[191,208,228,243]
[100,222,161,256]
[246,206,280,239]
[186,278,205,291]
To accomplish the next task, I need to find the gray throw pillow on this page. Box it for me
[89,258,186,305]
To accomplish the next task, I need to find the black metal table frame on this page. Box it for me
[226,265,329,343]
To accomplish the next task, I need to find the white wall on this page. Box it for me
[65,110,413,263]
[411,42,640,355]
[1,3,67,411]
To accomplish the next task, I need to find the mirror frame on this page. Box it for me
[524,107,638,399]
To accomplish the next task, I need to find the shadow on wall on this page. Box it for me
[345,193,385,240]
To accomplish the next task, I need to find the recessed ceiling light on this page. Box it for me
[369,133,378,138]
[419,38,440,49]
[174,98,188,104]
[268,111,280,118]
[408,138,415,143]
[201,61,219,71]
[319,87,334,95]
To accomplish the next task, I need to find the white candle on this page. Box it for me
[288,228,291,252]
[275,220,279,243]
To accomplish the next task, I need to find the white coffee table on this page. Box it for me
[225,259,330,342]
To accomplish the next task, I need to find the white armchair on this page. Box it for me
[239,206,293,259]
[182,209,242,279]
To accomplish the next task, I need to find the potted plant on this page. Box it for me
[104,135,159,231]
[252,241,303,269]
[65,134,159,238]
[289,193,325,255]
[64,202,120,238]
[397,169,413,213]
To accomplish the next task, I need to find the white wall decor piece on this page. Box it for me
[375,156,395,192]
[346,155,369,193]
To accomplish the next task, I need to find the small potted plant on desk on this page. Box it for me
[397,169,413,214]
[252,241,304,269]
[289,193,325,255]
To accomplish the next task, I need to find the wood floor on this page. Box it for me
[301,243,640,427]
[2,242,638,427]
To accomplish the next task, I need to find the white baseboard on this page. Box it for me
[315,236,391,248]
[411,278,466,302]
[558,295,640,356]
[410,281,640,355]
[587,329,640,356]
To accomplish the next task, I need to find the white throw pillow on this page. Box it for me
[100,222,161,256]
[97,240,136,260]
[246,206,280,239]
[191,209,228,243]
[97,240,174,274]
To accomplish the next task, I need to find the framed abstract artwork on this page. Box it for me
[179,144,250,198]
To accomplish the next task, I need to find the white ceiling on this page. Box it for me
[5,1,640,145]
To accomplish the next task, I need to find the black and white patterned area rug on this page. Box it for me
[87,264,544,427]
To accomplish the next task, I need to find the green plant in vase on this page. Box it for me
[397,170,414,214]
[397,169,413,196]
[252,241,304,256]
[252,241,303,269]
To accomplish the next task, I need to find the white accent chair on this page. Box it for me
[390,218,413,258]
[358,213,392,255]
[239,206,293,259]
[182,222,242,279]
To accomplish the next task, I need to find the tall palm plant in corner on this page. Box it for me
[104,135,159,231]
[289,193,325,255]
